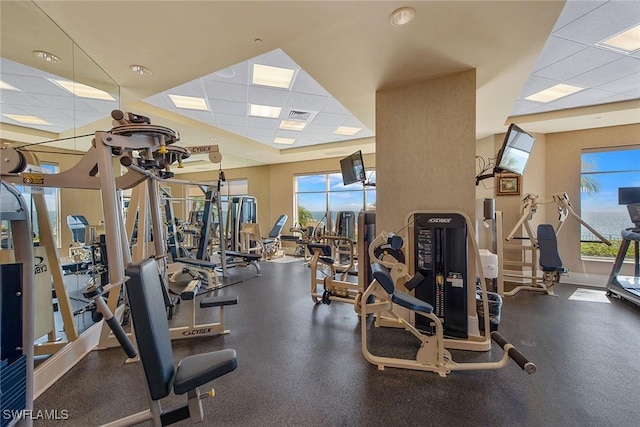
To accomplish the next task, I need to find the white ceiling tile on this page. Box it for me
[274,129,302,140]
[552,0,607,32]
[290,71,329,96]
[246,127,275,138]
[1,58,42,77]
[13,104,77,120]
[31,93,76,109]
[208,99,247,115]
[597,71,640,93]
[173,109,215,124]
[218,125,247,136]
[202,80,247,103]
[568,57,640,88]
[596,93,637,104]
[286,92,328,112]
[340,116,369,129]
[76,97,118,113]
[553,1,640,45]
[214,113,247,127]
[533,47,621,81]
[2,74,69,96]
[510,99,546,116]
[306,122,338,134]
[166,80,205,97]
[248,85,290,106]
[312,112,349,125]
[321,97,350,115]
[531,36,588,72]
[247,116,279,130]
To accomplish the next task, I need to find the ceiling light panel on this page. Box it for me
[598,24,640,53]
[52,79,115,100]
[169,94,209,110]
[274,137,295,145]
[3,114,51,125]
[334,126,361,136]
[250,104,282,118]
[0,80,20,91]
[525,84,585,102]
[279,120,307,131]
[252,63,295,89]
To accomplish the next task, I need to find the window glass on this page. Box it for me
[581,146,640,258]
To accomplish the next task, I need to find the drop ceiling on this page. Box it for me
[0,0,638,173]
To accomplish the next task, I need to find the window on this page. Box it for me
[580,146,640,258]
[294,172,375,235]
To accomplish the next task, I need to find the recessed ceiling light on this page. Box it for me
[252,63,295,89]
[168,94,209,111]
[524,84,584,103]
[3,114,51,125]
[250,104,282,118]
[50,79,115,100]
[214,68,236,78]
[33,50,61,63]
[0,80,20,91]
[389,7,416,27]
[129,64,152,76]
[274,137,295,145]
[597,24,640,53]
[279,120,307,131]
[334,126,362,136]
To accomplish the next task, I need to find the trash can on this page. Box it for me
[476,289,502,332]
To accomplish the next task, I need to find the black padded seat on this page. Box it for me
[537,224,568,273]
[200,295,238,308]
[176,257,218,269]
[174,349,237,395]
[125,258,237,402]
[318,256,335,265]
[371,263,434,314]
[225,251,262,261]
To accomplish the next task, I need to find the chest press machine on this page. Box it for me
[496,192,610,296]
[360,211,536,376]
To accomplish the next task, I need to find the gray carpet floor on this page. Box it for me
[34,258,640,426]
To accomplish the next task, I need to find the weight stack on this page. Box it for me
[412,213,468,338]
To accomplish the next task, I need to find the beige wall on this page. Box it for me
[545,124,640,276]
[375,69,477,233]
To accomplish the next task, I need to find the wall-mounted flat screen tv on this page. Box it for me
[495,124,536,176]
[340,150,366,185]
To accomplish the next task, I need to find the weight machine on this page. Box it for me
[496,192,610,296]
[307,236,359,307]
[360,211,537,376]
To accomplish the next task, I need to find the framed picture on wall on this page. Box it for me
[496,174,521,196]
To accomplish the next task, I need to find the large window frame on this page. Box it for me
[580,146,640,259]
[294,171,376,233]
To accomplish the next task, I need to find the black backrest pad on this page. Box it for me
[537,224,563,269]
[269,214,288,238]
[371,263,395,295]
[125,259,176,401]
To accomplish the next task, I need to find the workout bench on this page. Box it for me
[224,251,262,276]
[103,258,237,426]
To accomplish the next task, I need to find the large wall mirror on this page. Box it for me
[1,1,120,396]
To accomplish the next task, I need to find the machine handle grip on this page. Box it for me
[491,331,537,374]
[105,315,138,359]
[93,295,137,359]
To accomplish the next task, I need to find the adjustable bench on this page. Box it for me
[174,257,221,289]
[223,251,262,276]
[104,258,237,426]
[537,224,567,296]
